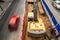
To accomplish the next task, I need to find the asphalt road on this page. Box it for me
[49,0,60,24]
[0,0,13,16]
[0,0,25,40]
[45,0,60,24]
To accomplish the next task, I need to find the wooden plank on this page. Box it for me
[26,0,34,2]
[28,12,34,18]
[38,2,44,14]
[28,22,46,31]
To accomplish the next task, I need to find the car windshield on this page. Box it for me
[55,0,60,4]
[57,2,60,4]
[58,3,60,4]
[9,24,14,27]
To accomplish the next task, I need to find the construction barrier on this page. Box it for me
[20,11,26,40]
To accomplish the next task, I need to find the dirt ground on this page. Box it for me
[24,1,52,40]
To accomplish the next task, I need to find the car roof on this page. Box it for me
[9,15,20,24]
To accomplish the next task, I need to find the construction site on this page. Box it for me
[0,0,60,40]
[21,0,58,40]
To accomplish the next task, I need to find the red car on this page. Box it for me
[8,14,20,31]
